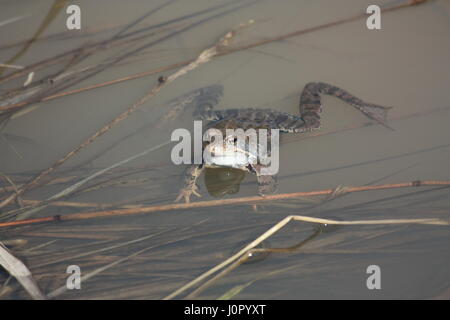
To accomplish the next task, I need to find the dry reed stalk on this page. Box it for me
[0,0,252,113]
[21,199,120,209]
[0,179,449,228]
[164,213,448,299]
[0,22,251,210]
[0,0,429,112]
[0,242,46,300]
[186,228,322,299]
[0,175,78,195]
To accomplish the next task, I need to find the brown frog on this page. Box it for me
[173,82,392,203]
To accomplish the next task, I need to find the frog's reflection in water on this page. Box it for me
[204,167,246,197]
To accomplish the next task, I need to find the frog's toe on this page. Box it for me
[358,103,394,130]
[174,192,186,203]
[192,189,202,198]
[175,189,190,203]
[175,185,202,203]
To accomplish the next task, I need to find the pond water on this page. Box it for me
[0,0,449,299]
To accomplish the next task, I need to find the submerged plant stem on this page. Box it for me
[0,180,449,228]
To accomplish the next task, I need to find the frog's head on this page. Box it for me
[203,130,258,172]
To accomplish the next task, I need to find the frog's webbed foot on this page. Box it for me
[175,165,204,204]
[257,174,278,196]
[175,183,202,204]
[355,103,395,131]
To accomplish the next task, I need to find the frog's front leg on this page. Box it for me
[257,174,278,196]
[175,164,205,203]
[253,164,278,196]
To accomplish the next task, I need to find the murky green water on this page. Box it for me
[0,0,449,299]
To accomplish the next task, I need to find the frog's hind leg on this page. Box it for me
[191,85,224,119]
[158,85,223,126]
[300,82,393,130]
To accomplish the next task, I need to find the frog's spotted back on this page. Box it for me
[198,108,306,133]
[194,82,392,133]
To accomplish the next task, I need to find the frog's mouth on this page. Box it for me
[205,152,250,169]
[203,141,258,170]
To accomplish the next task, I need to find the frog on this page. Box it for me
[174,82,392,203]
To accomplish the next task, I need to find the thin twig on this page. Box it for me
[12,140,172,220]
[0,0,250,98]
[0,173,24,208]
[186,227,322,299]
[0,179,449,228]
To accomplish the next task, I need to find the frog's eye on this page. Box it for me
[226,136,238,143]
[246,164,255,173]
